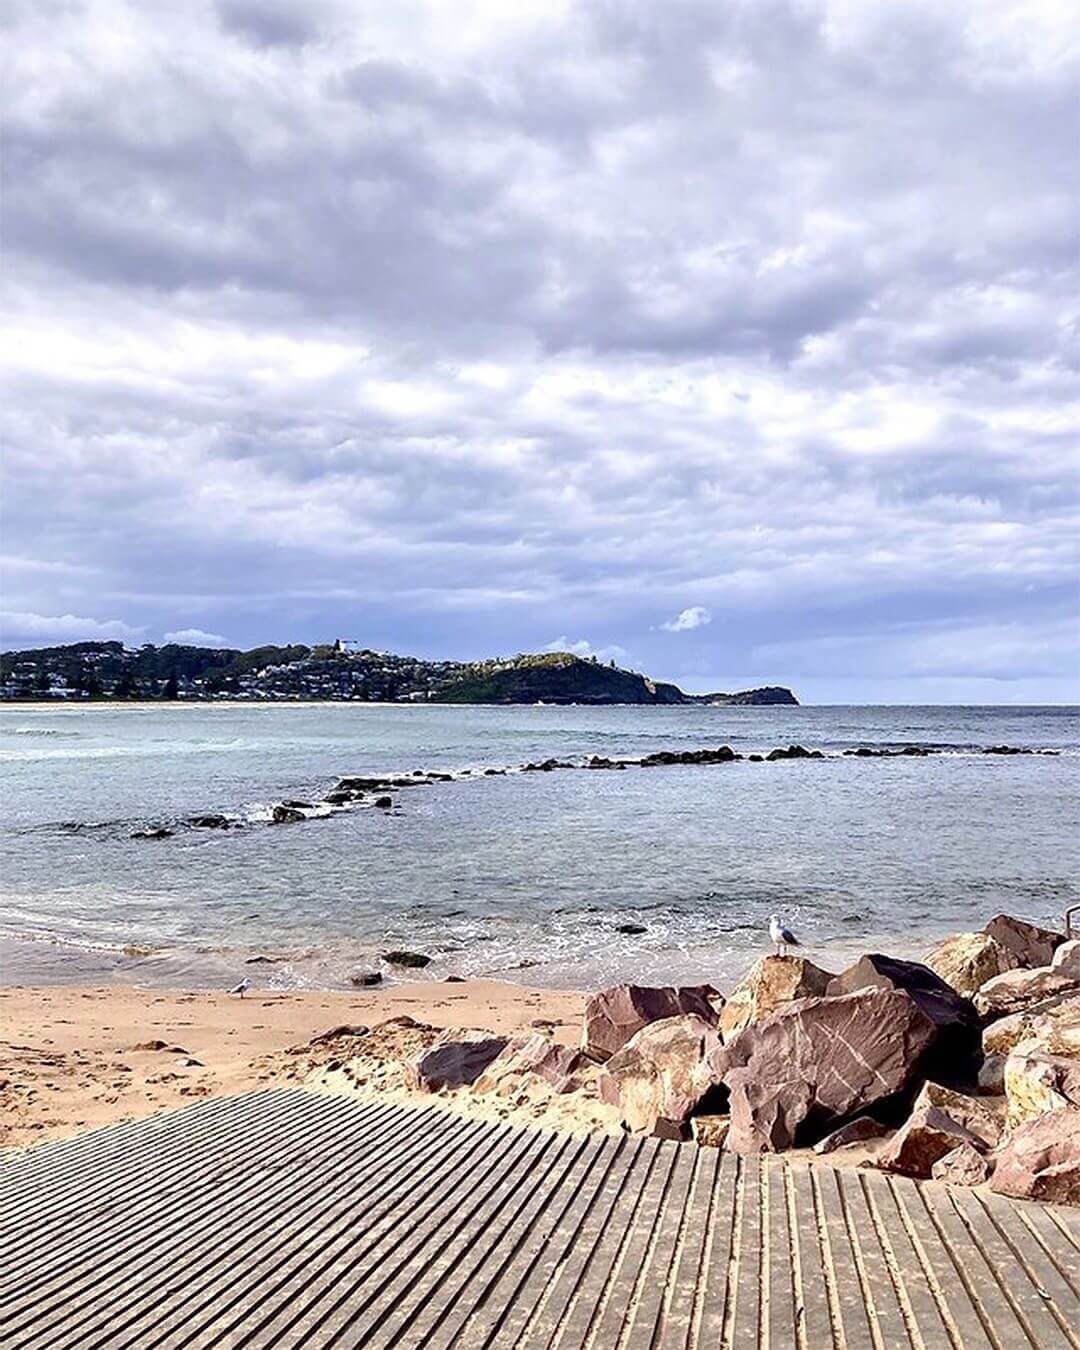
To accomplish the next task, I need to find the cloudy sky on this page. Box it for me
[3,0,1078,701]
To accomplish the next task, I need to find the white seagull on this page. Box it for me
[769,915,800,956]
[228,977,251,998]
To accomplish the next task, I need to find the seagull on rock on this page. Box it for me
[228,977,250,998]
[769,916,800,956]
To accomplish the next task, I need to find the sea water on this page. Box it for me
[1,702,1077,991]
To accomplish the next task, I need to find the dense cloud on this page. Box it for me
[2,0,1077,700]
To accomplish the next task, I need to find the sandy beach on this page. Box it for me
[0,978,601,1152]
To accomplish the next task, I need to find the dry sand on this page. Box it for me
[0,979,596,1152]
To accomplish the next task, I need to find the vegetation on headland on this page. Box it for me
[0,640,798,706]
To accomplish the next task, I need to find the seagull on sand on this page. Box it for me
[228,977,250,998]
[769,915,800,956]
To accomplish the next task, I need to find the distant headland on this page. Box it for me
[0,640,798,706]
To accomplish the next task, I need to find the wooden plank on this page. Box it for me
[814,1165,874,1350]
[837,1169,910,1350]
[979,1192,1080,1342]
[457,1134,619,1348]
[382,1132,584,1350]
[890,1174,994,1350]
[695,1152,738,1349]
[661,1146,719,1350]
[948,1186,1073,1350]
[763,1158,797,1350]
[787,1164,835,1350]
[475,1136,627,1349]
[544,1137,661,1350]
[859,1169,954,1350]
[559,1136,677,1349]
[728,1155,762,1350]
[620,1142,697,1348]
[921,1183,1036,1349]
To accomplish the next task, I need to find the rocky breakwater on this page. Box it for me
[293,912,1080,1204]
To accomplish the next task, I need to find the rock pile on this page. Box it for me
[301,910,1079,1206]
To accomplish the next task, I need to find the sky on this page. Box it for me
[2,0,1078,703]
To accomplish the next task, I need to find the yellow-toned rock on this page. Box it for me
[1004,1043,1080,1129]
[983,993,1080,1059]
[691,1115,731,1148]
[926,932,1021,996]
[718,954,832,1039]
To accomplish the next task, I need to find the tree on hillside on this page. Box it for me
[163,670,179,700]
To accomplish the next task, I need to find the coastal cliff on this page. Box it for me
[0,641,798,706]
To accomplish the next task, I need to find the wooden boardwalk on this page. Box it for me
[1,1088,1077,1348]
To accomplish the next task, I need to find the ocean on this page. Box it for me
[1,702,1077,992]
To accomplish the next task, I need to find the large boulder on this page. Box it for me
[911,1081,1004,1148]
[932,1143,992,1186]
[707,989,936,1154]
[974,968,1080,1021]
[874,1106,988,1179]
[1004,1046,1080,1129]
[472,1034,588,1097]
[925,932,1021,996]
[983,914,1064,968]
[991,1107,1080,1205]
[598,1014,722,1138]
[405,1030,509,1091]
[581,984,720,1061]
[718,955,833,1039]
[983,993,1080,1059]
[826,953,980,1073]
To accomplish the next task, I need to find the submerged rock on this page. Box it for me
[581,984,721,1062]
[599,1014,723,1138]
[638,746,739,767]
[383,950,431,968]
[991,1107,1080,1205]
[350,970,383,988]
[709,989,936,1154]
[132,826,173,840]
[373,796,393,809]
[615,923,647,935]
[187,814,230,829]
[272,804,305,824]
[765,744,824,761]
[719,955,833,1040]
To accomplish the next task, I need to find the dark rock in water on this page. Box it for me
[586,756,626,769]
[335,777,391,793]
[616,923,647,935]
[482,768,504,776]
[708,989,936,1153]
[427,772,454,782]
[844,745,934,758]
[444,974,467,983]
[984,745,1032,755]
[582,984,721,1061]
[383,950,431,968]
[350,970,383,987]
[324,790,356,806]
[983,913,1064,968]
[638,746,739,767]
[187,814,230,829]
[765,745,824,761]
[407,1031,509,1090]
[272,804,305,824]
[747,754,763,763]
[281,800,314,810]
[132,826,173,840]
[374,795,393,809]
[826,953,980,1076]
[245,955,281,965]
[523,758,572,772]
